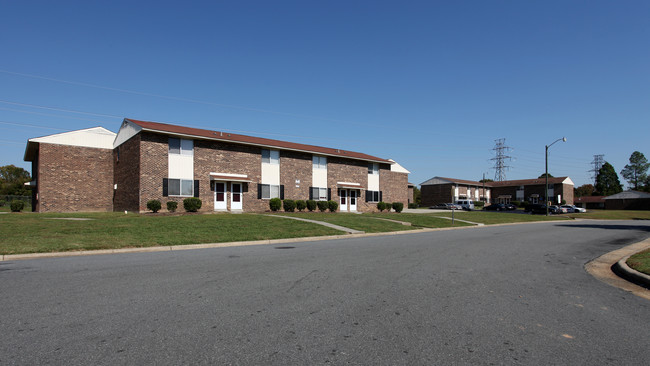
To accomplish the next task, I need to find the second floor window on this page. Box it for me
[169,138,193,156]
[262,149,279,164]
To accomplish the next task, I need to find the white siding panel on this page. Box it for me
[368,174,379,191]
[262,163,280,185]
[169,154,193,179]
[312,166,327,188]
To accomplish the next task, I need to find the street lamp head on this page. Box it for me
[562,137,567,142]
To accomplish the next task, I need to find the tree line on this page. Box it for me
[575,151,650,197]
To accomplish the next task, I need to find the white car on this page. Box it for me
[561,205,586,213]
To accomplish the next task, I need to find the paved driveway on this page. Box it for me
[1,220,649,365]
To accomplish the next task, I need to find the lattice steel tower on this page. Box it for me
[590,154,604,185]
[491,138,512,181]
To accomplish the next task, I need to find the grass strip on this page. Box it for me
[0,212,343,255]
[627,248,650,276]
[275,212,419,233]
[430,211,570,225]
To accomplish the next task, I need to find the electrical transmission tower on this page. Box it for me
[491,138,512,181]
[590,154,604,185]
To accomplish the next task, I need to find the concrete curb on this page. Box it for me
[585,237,650,300]
[612,254,650,289]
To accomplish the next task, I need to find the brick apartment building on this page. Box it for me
[24,119,410,213]
[420,176,574,206]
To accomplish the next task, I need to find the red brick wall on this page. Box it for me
[138,133,170,212]
[194,138,264,212]
[113,135,140,212]
[379,168,408,207]
[280,150,312,202]
[36,143,113,212]
[328,157,368,211]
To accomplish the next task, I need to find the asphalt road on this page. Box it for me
[1,220,649,365]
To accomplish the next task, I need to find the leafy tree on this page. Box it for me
[413,186,421,205]
[595,162,623,196]
[574,184,595,197]
[620,151,649,190]
[0,165,31,196]
[479,178,494,183]
[538,173,554,179]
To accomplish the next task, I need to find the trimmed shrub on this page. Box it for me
[474,201,485,208]
[0,200,6,207]
[147,199,162,213]
[317,200,329,212]
[283,199,296,212]
[392,202,404,213]
[269,198,282,211]
[295,200,306,211]
[408,203,418,209]
[561,199,567,205]
[183,197,202,212]
[385,202,392,212]
[328,200,338,212]
[167,201,178,212]
[10,200,25,212]
[306,200,317,212]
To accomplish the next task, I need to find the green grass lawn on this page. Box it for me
[275,212,420,233]
[627,248,650,276]
[0,212,343,255]
[364,212,473,228]
[431,210,571,225]
[567,210,650,220]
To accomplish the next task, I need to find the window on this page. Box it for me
[311,187,328,201]
[368,163,378,175]
[167,178,194,196]
[262,149,279,164]
[169,138,193,155]
[260,184,280,199]
[366,190,381,202]
[312,156,327,169]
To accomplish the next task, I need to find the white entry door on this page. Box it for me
[340,190,348,212]
[214,182,227,210]
[349,190,357,211]
[231,183,242,210]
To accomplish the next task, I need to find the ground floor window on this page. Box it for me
[366,190,382,203]
[311,187,328,201]
[259,184,283,199]
[164,178,195,197]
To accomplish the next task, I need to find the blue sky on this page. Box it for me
[1,1,648,188]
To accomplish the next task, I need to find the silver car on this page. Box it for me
[561,205,586,213]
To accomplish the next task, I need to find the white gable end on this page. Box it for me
[29,127,115,149]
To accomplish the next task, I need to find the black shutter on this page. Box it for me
[366,190,370,202]
[258,184,262,199]
[280,185,285,200]
[327,188,331,201]
[194,180,200,197]
[309,187,313,200]
[379,191,383,202]
[162,178,168,197]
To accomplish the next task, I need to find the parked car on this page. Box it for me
[561,205,586,213]
[455,200,475,211]
[549,205,568,214]
[483,203,506,211]
[526,203,548,214]
[504,203,517,211]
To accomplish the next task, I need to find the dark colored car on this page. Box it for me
[483,203,506,211]
[526,204,548,214]
[504,203,517,211]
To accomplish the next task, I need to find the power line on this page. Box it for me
[0,99,122,119]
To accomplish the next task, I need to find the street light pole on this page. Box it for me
[545,137,567,216]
